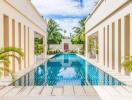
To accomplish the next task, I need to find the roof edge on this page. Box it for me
[84,0,104,24]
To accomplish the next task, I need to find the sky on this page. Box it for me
[31,0,97,36]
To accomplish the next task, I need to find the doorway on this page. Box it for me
[64,43,69,51]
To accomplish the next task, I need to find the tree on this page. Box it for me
[122,56,132,72]
[71,17,86,44]
[47,19,62,46]
[0,47,24,81]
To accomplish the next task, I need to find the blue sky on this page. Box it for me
[31,0,96,36]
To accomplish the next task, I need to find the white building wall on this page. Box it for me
[49,38,83,52]
[49,44,62,50]
[49,44,83,52]
[0,0,47,77]
[85,0,129,33]
[85,0,132,76]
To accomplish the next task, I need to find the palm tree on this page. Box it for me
[47,19,62,49]
[0,47,24,81]
[122,56,132,72]
[71,17,86,54]
[72,17,86,44]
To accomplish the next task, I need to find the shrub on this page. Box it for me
[69,49,77,53]
[47,49,62,55]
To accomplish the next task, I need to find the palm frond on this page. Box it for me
[2,54,21,64]
[0,47,24,82]
[0,47,24,58]
[122,56,132,72]
[0,67,15,82]
[0,60,10,67]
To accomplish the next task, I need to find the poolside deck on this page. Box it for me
[0,86,132,100]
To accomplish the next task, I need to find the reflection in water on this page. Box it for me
[64,54,69,63]
[14,54,125,86]
[34,65,45,85]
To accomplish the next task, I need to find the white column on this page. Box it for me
[0,14,4,48]
[21,24,24,70]
[105,26,107,68]
[130,13,132,77]
[112,22,115,70]
[121,17,125,75]
[30,30,35,66]
[109,24,112,70]
[106,25,109,68]
[114,20,119,72]
[28,27,30,66]
[9,17,13,72]
[98,29,104,65]
[26,27,28,68]
[103,27,105,66]
[15,21,19,72]
[0,14,4,77]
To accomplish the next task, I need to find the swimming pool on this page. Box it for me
[14,54,125,86]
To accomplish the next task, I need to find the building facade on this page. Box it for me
[85,0,132,76]
[49,38,83,52]
[0,0,47,77]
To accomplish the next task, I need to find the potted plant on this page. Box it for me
[0,47,24,82]
[122,56,132,72]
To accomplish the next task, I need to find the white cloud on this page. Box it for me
[31,0,95,17]
[31,0,96,36]
[55,18,80,36]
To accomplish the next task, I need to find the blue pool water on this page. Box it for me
[14,54,125,86]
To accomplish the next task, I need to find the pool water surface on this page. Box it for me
[14,54,125,86]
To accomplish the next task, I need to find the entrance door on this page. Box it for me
[64,43,69,51]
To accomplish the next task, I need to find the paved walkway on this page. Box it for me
[0,86,100,100]
[94,86,132,100]
[0,86,132,100]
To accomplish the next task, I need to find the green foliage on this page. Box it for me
[122,56,132,72]
[71,17,86,44]
[47,49,62,55]
[47,19,62,44]
[69,50,78,53]
[88,38,94,53]
[0,47,24,81]
[34,38,44,55]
